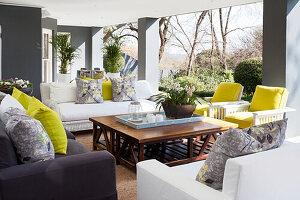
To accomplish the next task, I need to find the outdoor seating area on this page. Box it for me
[0,0,300,200]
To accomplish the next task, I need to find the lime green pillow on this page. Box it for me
[27,97,48,116]
[12,88,32,110]
[30,107,67,154]
[211,82,243,103]
[102,80,113,100]
[249,85,288,112]
[80,76,94,81]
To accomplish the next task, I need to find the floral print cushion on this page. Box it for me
[110,76,137,102]
[75,78,103,104]
[196,119,287,190]
[5,108,55,163]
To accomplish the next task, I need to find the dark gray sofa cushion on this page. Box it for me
[0,121,18,169]
[65,128,76,140]
[55,139,90,158]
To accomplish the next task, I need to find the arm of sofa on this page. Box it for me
[222,143,300,200]
[137,160,230,200]
[0,151,117,200]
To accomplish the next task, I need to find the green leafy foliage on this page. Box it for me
[159,68,233,97]
[103,35,125,73]
[51,34,79,74]
[234,58,262,94]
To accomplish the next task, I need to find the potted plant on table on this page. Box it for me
[153,78,199,119]
[103,35,125,79]
[51,33,79,83]
[0,78,33,95]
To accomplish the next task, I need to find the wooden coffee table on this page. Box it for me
[90,115,237,167]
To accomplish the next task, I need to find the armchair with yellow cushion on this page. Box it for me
[223,85,295,128]
[194,82,246,119]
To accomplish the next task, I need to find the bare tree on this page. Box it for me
[170,11,208,76]
[159,17,172,61]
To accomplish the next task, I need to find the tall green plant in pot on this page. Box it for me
[51,34,79,83]
[103,35,125,79]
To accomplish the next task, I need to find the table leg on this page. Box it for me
[110,129,115,156]
[187,137,193,160]
[92,124,98,151]
[138,143,144,162]
[198,134,212,157]
[116,132,120,164]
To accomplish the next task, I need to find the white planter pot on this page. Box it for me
[57,73,71,83]
[106,72,120,79]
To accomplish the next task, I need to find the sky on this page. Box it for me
[166,2,263,55]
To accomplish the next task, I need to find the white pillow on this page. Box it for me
[135,80,153,99]
[0,94,26,124]
[49,82,77,103]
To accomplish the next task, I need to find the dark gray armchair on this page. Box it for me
[0,123,117,200]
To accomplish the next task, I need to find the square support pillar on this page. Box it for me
[91,27,103,70]
[263,0,300,138]
[138,18,160,93]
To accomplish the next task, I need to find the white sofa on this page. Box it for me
[40,81,157,132]
[137,141,300,200]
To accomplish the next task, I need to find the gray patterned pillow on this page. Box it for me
[5,108,54,164]
[111,76,137,102]
[75,78,103,104]
[196,119,287,190]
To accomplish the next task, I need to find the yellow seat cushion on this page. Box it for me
[12,88,32,110]
[224,112,253,129]
[27,97,67,154]
[194,104,209,116]
[211,82,243,103]
[249,85,288,112]
[102,80,113,100]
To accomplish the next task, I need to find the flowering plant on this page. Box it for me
[153,78,199,108]
[0,78,32,90]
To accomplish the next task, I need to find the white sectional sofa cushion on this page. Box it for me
[40,81,157,131]
[137,141,300,200]
[55,99,156,122]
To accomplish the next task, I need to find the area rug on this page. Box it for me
[75,132,137,200]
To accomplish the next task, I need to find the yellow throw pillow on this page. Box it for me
[102,80,113,100]
[12,88,32,110]
[29,107,67,154]
[249,85,288,112]
[27,97,48,116]
[80,76,94,81]
[211,82,243,103]
[12,87,22,99]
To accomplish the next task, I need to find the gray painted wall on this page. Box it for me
[0,5,42,98]
[263,0,300,138]
[57,25,92,79]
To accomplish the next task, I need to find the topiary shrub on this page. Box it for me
[234,58,262,94]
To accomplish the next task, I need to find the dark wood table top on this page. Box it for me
[90,115,238,143]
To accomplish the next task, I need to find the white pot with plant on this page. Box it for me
[51,33,79,83]
[103,35,125,79]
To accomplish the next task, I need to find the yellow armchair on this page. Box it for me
[195,82,246,118]
[224,85,295,128]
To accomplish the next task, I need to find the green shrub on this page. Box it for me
[234,58,262,94]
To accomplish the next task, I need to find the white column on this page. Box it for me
[138,18,160,93]
[91,27,103,70]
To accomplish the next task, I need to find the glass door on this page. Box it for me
[42,28,53,83]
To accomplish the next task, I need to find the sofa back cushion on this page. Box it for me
[0,121,18,168]
[40,83,50,103]
[249,85,288,112]
[49,82,77,104]
[211,82,243,103]
[135,80,153,99]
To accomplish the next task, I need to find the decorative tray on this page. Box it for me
[115,112,205,129]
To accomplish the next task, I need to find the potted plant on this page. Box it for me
[103,35,125,79]
[152,79,199,119]
[51,34,79,83]
[0,78,33,95]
